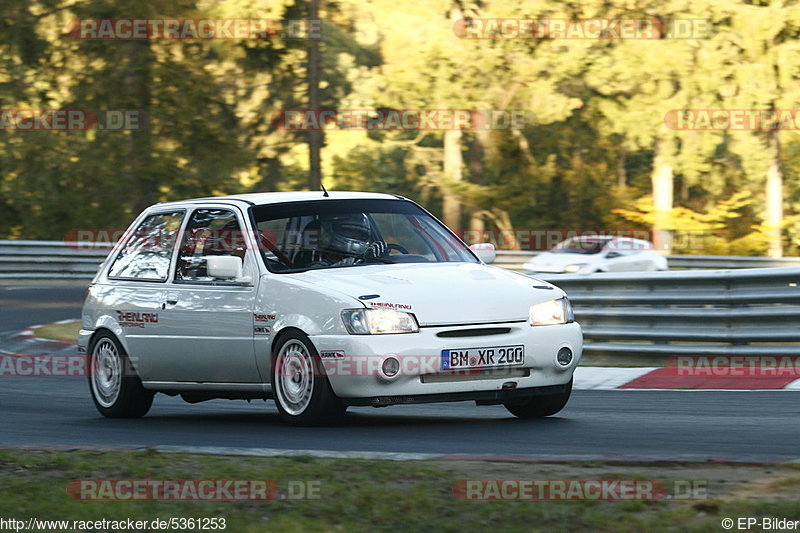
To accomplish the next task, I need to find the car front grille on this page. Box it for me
[436,327,512,338]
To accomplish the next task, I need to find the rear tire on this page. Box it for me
[271,331,345,426]
[504,379,572,418]
[88,332,154,418]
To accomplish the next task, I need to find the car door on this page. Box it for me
[603,239,639,272]
[103,209,185,378]
[627,250,654,270]
[607,250,647,272]
[146,207,262,383]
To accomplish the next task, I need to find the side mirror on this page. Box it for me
[469,243,496,264]
[206,255,243,280]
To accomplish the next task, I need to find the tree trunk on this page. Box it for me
[765,131,784,258]
[442,128,463,230]
[126,40,154,214]
[307,0,323,191]
[468,130,489,238]
[651,137,674,253]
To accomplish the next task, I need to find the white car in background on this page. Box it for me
[79,192,582,426]
[523,236,668,275]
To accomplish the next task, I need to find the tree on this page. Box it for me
[719,1,800,257]
[582,0,733,253]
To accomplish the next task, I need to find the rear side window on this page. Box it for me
[107,211,185,281]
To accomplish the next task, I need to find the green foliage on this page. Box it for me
[615,192,800,255]
[0,0,797,256]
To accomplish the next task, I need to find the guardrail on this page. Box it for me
[0,241,111,279]
[494,250,800,272]
[541,268,800,357]
[666,255,800,269]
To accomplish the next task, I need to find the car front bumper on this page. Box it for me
[77,328,93,354]
[342,381,572,407]
[310,321,582,401]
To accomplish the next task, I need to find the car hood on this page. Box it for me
[290,262,563,326]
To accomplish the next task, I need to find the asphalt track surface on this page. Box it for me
[1,283,798,461]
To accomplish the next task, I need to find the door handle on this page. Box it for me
[164,292,179,306]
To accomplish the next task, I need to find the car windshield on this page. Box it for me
[550,237,611,255]
[250,199,478,273]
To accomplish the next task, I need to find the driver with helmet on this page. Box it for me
[309,212,386,267]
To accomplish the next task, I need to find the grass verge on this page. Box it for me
[32,320,80,344]
[0,449,798,532]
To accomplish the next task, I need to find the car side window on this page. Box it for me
[606,239,645,257]
[175,209,247,282]
[107,211,184,281]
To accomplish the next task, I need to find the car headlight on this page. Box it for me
[341,309,419,334]
[529,297,575,326]
[564,264,586,273]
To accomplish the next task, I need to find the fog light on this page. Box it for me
[382,357,400,377]
[557,347,573,366]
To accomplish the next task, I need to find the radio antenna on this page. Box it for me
[320,181,330,197]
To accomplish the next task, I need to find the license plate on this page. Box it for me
[440,345,525,371]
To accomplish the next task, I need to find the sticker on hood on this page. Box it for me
[367,302,412,311]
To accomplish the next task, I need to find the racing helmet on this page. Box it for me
[318,213,372,256]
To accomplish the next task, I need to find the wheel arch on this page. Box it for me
[88,327,121,351]
[88,314,131,355]
[270,326,316,362]
[87,327,145,376]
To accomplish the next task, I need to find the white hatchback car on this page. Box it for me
[523,236,668,275]
[79,192,582,425]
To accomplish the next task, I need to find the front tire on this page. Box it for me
[88,332,154,418]
[271,332,345,426]
[504,379,572,418]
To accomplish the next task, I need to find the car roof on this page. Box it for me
[153,191,404,209]
[565,235,652,245]
[566,236,613,242]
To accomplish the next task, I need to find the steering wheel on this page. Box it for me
[386,243,409,255]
